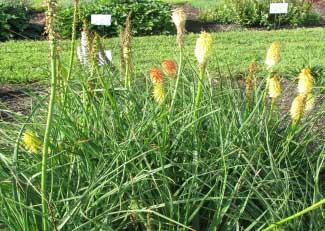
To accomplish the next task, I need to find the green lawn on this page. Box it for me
[1,28,325,83]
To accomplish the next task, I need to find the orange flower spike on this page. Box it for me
[162,59,177,78]
[149,67,164,83]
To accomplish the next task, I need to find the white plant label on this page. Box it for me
[269,3,288,14]
[91,14,112,26]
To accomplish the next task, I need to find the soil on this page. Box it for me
[0,84,44,121]
[313,1,325,25]
[30,11,46,25]
[235,77,324,135]
[277,79,324,125]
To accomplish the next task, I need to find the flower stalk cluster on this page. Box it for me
[265,42,281,97]
[120,12,133,89]
[265,42,281,124]
[245,60,257,102]
[150,67,166,104]
[149,59,178,105]
[290,67,315,124]
[170,7,186,112]
[193,32,213,120]
[77,21,112,72]
[172,7,186,48]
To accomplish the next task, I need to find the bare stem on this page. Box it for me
[66,0,79,82]
[193,65,205,121]
[170,47,182,112]
[42,1,58,230]
[267,97,276,125]
[124,54,130,88]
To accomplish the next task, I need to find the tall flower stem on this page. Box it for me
[41,40,57,231]
[263,74,271,103]
[192,65,205,186]
[267,98,276,125]
[170,47,182,112]
[63,0,78,105]
[262,199,325,231]
[193,65,205,121]
[42,1,58,230]
[124,54,130,88]
[191,64,205,231]
[66,0,79,82]
[121,13,132,89]
[262,74,272,119]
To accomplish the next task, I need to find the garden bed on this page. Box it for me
[0,2,324,231]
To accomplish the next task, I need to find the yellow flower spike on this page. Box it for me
[297,67,314,95]
[265,41,280,70]
[305,93,315,112]
[290,95,306,123]
[195,32,213,67]
[22,130,42,154]
[268,75,281,99]
[153,83,167,104]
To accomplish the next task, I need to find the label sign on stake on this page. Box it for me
[91,14,112,26]
[78,14,113,66]
[269,3,288,14]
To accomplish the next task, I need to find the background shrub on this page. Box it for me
[0,2,31,41]
[199,0,320,28]
[56,0,175,39]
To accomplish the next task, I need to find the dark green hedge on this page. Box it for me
[0,3,31,41]
[56,0,175,38]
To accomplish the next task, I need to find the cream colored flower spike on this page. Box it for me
[290,95,306,122]
[195,32,213,66]
[297,67,314,95]
[268,75,281,99]
[265,41,280,70]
